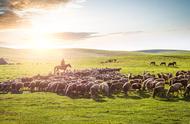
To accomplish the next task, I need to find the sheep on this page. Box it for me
[167,83,183,97]
[11,82,24,94]
[152,86,165,98]
[38,80,49,92]
[1,67,189,100]
[55,82,67,95]
[65,83,77,97]
[84,82,95,96]
[176,71,185,76]
[118,78,128,84]
[178,79,188,89]
[76,83,86,96]
[169,77,178,86]
[131,83,141,90]
[142,78,154,91]
[21,77,33,83]
[169,78,188,89]
[23,82,30,88]
[46,82,59,93]
[129,79,142,84]
[142,78,156,91]
[184,84,190,97]
[99,82,110,96]
[110,82,123,94]
[28,81,37,92]
[90,84,100,99]
[0,81,11,93]
[155,81,165,88]
[122,82,131,95]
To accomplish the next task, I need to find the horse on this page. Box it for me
[173,62,177,66]
[54,64,71,74]
[150,62,156,66]
[160,62,166,66]
[168,62,175,67]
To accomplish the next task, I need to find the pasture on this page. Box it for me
[1,48,190,124]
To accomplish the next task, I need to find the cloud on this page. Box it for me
[4,0,70,9]
[0,41,6,44]
[0,0,71,29]
[108,31,144,36]
[166,28,190,32]
[51,31,144,41]
[51,32,97,41]
[87,31,144,38]
[0,9,27,28]
[0,30,144,48]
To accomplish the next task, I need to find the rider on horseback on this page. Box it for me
[54,59,71,74]
[61,58,65,66]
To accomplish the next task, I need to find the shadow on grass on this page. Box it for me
[180,96,190,102]
[156,97,179,102]
[138,90,151,98]
[119,90,151,100]
[66,95,91,99]
[0,92,8,94]
[91,95,107,102]
[117,93,142,100]
[107,95,116,99]
[168,66,179,68]
[154,94,188,102]
[64,94,107,102]
[127,95,142,99]
[23,91,190,102]
[93,99,107,102]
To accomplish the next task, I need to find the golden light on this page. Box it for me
[27,7,68,49]
[30,31,52,49]
[24,4,80,50]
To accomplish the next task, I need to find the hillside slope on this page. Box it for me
[137,49,190,54]
[0,47,190,61]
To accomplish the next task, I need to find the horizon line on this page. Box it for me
[0,46,190,52]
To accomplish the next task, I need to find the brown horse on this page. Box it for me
[160,62,166,66]
[168,62,175,67]
[150,62,156,66]
[54,64,71,74]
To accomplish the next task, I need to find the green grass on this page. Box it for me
[1,53,190,81]
[1,92,190,124]
[0,48,190,124]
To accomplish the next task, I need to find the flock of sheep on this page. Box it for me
[0,68,190,100]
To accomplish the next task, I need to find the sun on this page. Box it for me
[26,5,77,49]
[27,8,67,49]
[30,29,52,49]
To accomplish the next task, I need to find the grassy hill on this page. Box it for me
[0,47,190,124]
[0,47,190,81]
[137,49,190,56]
[0,47,190,61]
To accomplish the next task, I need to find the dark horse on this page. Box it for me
[160,62,166,66]
[54,64,71,74]
[168,62,176,67]
[150,62,156,66]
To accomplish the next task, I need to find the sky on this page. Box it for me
[0,0,190,51]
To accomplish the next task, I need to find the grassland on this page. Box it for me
[0,48,190,124]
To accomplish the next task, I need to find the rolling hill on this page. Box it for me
[0,47,190,61]
[137,49,190,53]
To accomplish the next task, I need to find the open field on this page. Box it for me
[1,92,190,124]
[1,48,190,124]
[1,48,190,81]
